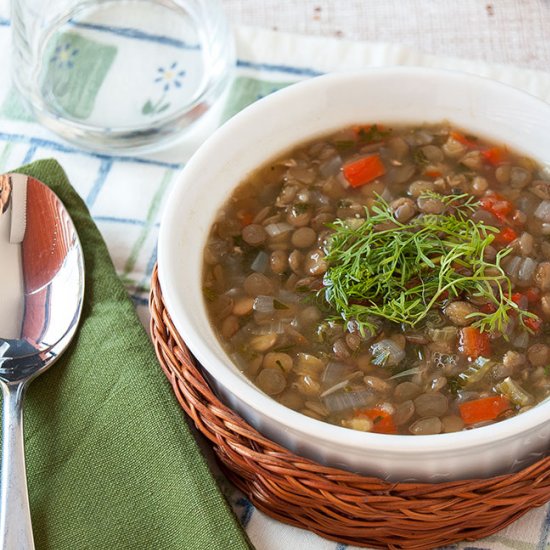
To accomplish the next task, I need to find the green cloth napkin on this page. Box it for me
[4,159,252,550]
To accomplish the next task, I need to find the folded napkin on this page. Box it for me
[4,159,251,550]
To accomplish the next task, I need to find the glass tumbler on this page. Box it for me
[11,0,235,153]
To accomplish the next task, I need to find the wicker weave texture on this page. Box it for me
[149,265,550,549]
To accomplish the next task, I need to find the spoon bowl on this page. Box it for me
[0,173,84,549]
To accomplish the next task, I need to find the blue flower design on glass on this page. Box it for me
[50,42,79,69]
[155,62,186,92]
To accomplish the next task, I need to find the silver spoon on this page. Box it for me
[0,173,85,550]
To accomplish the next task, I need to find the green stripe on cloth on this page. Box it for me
[3,159,252,550]
[0,142,13,172]
[221,76,295,122]
[122,167,173,291]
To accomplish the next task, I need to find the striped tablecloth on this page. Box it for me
[2,1,550,548]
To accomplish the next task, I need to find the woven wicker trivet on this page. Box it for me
[149,265,550,550]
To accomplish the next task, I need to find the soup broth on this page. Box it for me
[202,123,550,435]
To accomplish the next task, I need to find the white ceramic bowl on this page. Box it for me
[158,67,550,482]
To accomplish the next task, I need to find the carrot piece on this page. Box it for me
[482,146,506,166]
[494,226,518,245]
[479,196,513,221]
[459,327,491,359]
[449,131,477,148]
[479,302,497,314]
[525,288,540,304]
[424,169,442,178]
[237,210,254,227]
[459,395,511,425]
[356,408,397,434]
[343,154,386,188]
[524,315,542,333]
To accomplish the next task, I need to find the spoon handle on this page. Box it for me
[0,381,35,550]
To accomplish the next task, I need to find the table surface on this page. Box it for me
[221,0,550,72]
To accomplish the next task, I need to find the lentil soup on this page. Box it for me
[202,123,550,435]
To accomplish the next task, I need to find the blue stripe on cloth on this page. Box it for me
[237,59,323,78]
[0,132,183,170]
[144,246,158,280]
[130,294,149,307]
[234,497,254,528]
[21,143,38,165]
[133,247,158,302]
[0,17,323,78]
[86,158,113,208]
[69,21,200,50]
[94,216,159,227]
[536,504,550,549]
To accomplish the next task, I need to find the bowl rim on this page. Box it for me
[158,66,550,456]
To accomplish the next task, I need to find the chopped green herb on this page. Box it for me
[413,148,429,166]
[292,203,311,215]
[273,344,295,353]
[496,377,533,407]
[295,285,311,293]
[203,287,218,302]
[273,299,289,310]
[447,377,460,396]
[371,349,390,366]
[334,140,355,152]
[459,357,494,387]
[321,193,532,335]
[233,235,245,248]
[357,124,391,143]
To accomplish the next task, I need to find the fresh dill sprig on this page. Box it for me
[321,193,533,335]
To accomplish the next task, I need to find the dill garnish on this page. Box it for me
[357,124,391,143]
[413,149,429,166]
[322,194,532,335]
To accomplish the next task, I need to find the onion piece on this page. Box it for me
[429,326,458,343]
[320,379,352,398]
[535,200,550,222]
[517,257,537,287]
[321,389,377,413]
[511,330,529,348]
[319,155,343,178]
[253,295,275,313]
[414,130,434,145]
[370,339,405,367]
[502,255,521,281]
[250,321,286,335]
[251,251,269,273]
[264,222,293,237]
[322,361,355,388]
[277,289,301,304]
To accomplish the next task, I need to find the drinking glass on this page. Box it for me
[11,0,235,152]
